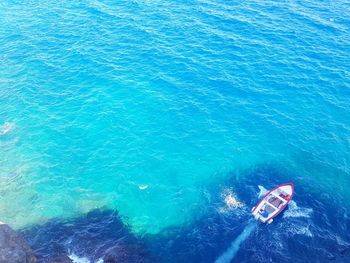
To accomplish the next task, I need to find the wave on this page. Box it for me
[68,253,103,263]
[138,184,149,190]
[257,185,267,198]
[283,201,313,218]
[282,201,314,237]
[215,222,257,263]
[286,224,313,237]
[0,122,15,135]
[68,253,91,263]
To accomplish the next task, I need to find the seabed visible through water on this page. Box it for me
[0,0,350,262]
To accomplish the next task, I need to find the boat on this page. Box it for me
[251,183,294,224]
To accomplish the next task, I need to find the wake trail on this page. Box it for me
[215,221,257,263]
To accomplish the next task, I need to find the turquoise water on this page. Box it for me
[1,0,350,261]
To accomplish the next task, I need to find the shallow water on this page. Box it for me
[1,0,350,262]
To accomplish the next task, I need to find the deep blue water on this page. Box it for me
[0,0,350,262]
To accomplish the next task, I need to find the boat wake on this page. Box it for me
[257,186,312,219]
[286,223,313,237]
[283,200,313,218]
[257,185,268,198]
[215,221,257,263]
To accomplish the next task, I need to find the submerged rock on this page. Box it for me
[0,222,36,263]
[47,255,73,263]
[22,209,154,262]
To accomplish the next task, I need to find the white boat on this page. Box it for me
[251,183,294,224]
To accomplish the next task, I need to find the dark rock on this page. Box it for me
[102,242,153,263]
[0,222,36,263]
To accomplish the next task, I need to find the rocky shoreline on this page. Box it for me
[0,222,76,263]
[0,222,36,263]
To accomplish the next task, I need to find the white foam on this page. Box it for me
[0,122,15,135]
[283,201,313,218]
[68,253,91,263]
[335,235,350,246]
[297,226,313,237]
[68,253,104,263]
[257,185,267,198]
[287,224,313,237]
[138,184,149,190]
[218,188,244,213]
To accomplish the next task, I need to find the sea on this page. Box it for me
[0,0,349,262]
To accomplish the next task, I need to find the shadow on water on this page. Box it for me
[20,164,350,263]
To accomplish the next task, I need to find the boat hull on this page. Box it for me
[252,183,294,223]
